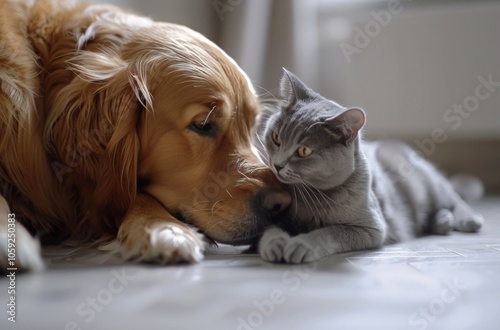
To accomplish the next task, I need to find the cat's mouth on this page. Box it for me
[275,172,298,185]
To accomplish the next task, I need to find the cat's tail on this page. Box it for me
[449,173,484,203]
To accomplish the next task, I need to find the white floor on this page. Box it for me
[1,198,499,330]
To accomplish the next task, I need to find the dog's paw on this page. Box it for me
[0,223,44,273]
[118,222,205,264]
[258,227,290,263]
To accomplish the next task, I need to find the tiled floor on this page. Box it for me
[1,198,499,330]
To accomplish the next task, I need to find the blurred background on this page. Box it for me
[101,0,500,194]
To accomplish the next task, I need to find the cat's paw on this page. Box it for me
[283,235,319,264]
[430,209,454,235]
[259,227,290,263]
[454,211,483,232]
[453,203,484,233]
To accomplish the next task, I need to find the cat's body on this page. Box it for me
[254,69,483,264]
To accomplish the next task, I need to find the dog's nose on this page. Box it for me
[259,188,291,216]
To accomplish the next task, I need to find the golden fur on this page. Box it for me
[0,0,289,270]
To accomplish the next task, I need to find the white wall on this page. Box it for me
[318,1,500,140]
[93,0,218,41]
[89,0,500,141]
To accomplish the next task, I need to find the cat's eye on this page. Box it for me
[297,146,313,158]
[272,131,282,146]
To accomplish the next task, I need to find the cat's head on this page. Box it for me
[255,69,365,190]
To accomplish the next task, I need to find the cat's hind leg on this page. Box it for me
[428,209,454,235]
[393,144,482,234]
[452,197,483,232]
[426,192,483,234]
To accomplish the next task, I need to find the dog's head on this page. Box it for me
[49,16,290,244]
[132,24,292,245]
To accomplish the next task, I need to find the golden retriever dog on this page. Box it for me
[0,0,291,271]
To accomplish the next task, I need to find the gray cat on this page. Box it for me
[253,69,483,264]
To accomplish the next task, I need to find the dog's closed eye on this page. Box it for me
[190,120,218,137]
[189,102,219,137]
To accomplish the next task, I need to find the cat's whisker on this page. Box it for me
[294,185,308,211]
[300,182,327,224]
[300,182,321,208]
[291,186,298,216]
[309,183,339,205]
[298,179,338,223]
[296,183,315,220]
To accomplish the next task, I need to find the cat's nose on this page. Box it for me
[274,164,284,172]
[258,188,291,216]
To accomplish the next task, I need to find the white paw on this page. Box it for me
[283,235,318,264]
[117,223,205,264]
[0,223,44,273]
[259,227,290,263]
[453,203,484,233]
[431,209,454,235]
[454,212,484,232]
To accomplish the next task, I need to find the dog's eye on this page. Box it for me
[191,120,217,136]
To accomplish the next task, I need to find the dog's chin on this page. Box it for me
[215,234,262,246]
[203,223,265,246]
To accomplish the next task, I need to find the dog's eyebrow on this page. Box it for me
[202,102,218,126]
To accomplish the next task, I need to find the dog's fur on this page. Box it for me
[0,0,288,271]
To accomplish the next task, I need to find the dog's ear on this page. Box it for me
[58,50,152,232]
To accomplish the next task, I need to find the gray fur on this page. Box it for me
[254,69,483,264]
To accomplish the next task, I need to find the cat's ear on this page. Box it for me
[325,108,365,144]
[279,68,313,106]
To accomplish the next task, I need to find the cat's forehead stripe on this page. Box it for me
[279,110,320,145]
[280,111,307,145]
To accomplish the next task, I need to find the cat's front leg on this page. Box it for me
[283,223,385,264]
[283,228,341,264]
[258,226,291,263]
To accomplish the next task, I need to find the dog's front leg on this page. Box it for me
[116,194,205,264]
[0,195,44,272]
